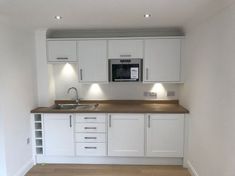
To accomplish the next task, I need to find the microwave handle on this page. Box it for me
[120,54,132,58]
[146,68,149,80]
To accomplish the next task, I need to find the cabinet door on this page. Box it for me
[44,114,74,156]
[144,39,181,82]
[146,114,184,157]
[108,114,145,157]
[78,40,108,83]
[47,41,77,62]
[108,40,143,59]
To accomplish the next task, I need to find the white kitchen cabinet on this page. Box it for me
[78,40,108,83]
[144,38,181,82]
[108,40,143,59]
[146,114,184,157]
[75,113,107,156]
[43,114,75,156]
[108,113,145,157]
[47,41,77,62]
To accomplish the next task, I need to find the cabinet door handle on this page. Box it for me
[80,69,83,80]
[56,57,68,60]
[84,137,97,139]
[84,127,97,129]
[146,68,149,80]
[69,115,72,128]
[148,115,151,128]
[109,115,112,127]
[120,54,132,58]
[84,117,96,120]
[84,147,97,149]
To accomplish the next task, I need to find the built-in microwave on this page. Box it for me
[109,59,143,82]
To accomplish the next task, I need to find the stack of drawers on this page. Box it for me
[75,113,107,156]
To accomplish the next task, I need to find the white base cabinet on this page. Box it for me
[43,114,75,156]
[33,113,185,164]
[108,113,145,157]
[146,114,184,157]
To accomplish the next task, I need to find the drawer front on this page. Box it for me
[76,114,106,123]
[75,133,106,143]
[75,123,106,133]
[76,143,106,156]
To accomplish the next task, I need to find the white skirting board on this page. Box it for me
[187,160,199,176]
[13,159,34,176]
[36,156,183,165]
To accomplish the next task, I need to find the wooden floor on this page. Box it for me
[26,164,191,176]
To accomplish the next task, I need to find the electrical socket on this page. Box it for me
[167,91,175,97]
[144,91,157,98]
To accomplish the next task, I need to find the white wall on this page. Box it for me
[35,30,55,106]
[52,63,180,100]
[0,19,37,176]
[180,3,235,176]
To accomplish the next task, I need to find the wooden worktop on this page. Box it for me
[31,100,189,114]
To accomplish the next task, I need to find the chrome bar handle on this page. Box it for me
[69,115,72,128]
[146,68,149,80]
[56,57,68,60]
[85,137,97,139]
[84,117,96,120]
[80,69,83,80]
[84,127,97,129]
[84,147,97,149]
[109,114,112,127]
[148,115,151,128]
[120,54,132,58]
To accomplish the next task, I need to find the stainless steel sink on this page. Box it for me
[52,103,98,110]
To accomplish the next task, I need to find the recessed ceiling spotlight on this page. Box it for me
[55,16,62,20]
[144,14,151,18]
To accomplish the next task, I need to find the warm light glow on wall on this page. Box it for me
[151,83,166,95]
[61,63,76,80]
[87,84,104,98]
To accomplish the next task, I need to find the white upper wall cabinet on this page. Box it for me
[108,40,144,59]
[146,114,184,157]
[47,41,77,62]
[144,38,181,82]
[77,40,108,83]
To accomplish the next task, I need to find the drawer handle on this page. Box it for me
[84,137,97,139]
[84,147,97,149]
[84,127,97,130]
[84,117,97,120]
[56,57,68,60]
[120,54,132,57]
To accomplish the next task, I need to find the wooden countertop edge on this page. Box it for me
[31,100,189,114]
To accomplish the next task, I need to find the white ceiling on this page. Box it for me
[0,0,221,30]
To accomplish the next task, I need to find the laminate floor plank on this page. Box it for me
[26,164,191,176]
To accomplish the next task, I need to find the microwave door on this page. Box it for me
[112,64,139,81]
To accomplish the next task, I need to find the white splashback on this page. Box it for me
[52,63,180,100]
